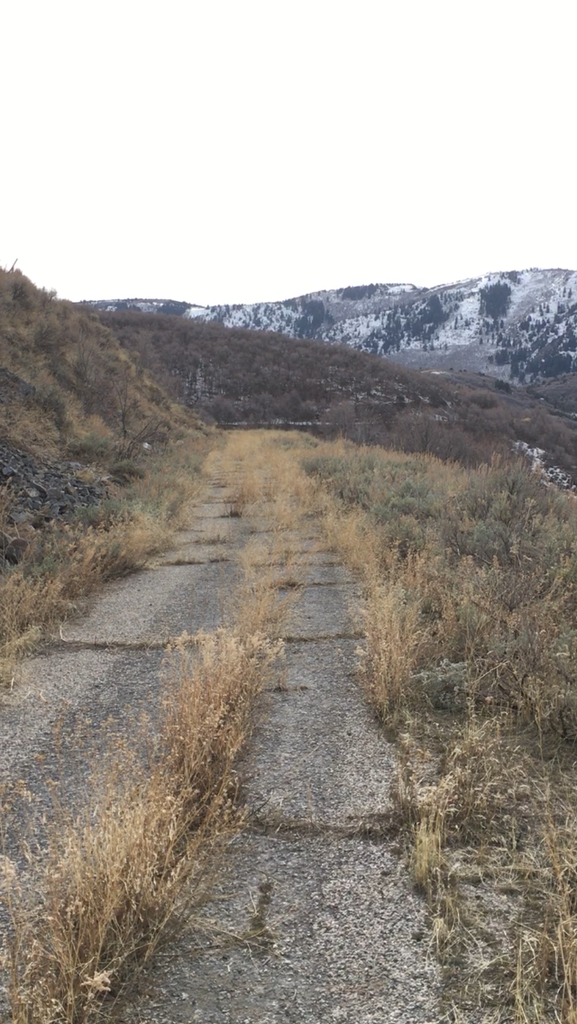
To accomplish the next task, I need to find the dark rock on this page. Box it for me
[4,538,28,565]
[0,368,35,403]
[9,511,31,525]
[0,440,107,528]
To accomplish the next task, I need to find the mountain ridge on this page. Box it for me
[84,268,577,383]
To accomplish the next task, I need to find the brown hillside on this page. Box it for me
[0,268,196,464]
[96,308,577,478]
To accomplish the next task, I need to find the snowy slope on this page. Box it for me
[86,269,577,381]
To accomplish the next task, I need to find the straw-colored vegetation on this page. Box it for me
[199,430,577,1021]
[0,266,212,681]
[3,433,302,1024]
[296,436,577,1023]
[5,406,577,1022]
[0,438,212,683]
[7,626,282,1024]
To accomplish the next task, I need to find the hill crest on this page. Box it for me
[85,268,577,382]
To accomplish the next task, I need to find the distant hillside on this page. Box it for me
[86,268,577,382]
[96,308,577,480]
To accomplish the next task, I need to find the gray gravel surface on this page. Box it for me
[0,478,442,1023]
[62,560,240,645]
[245,639,395,830]
[121,832,437,1024]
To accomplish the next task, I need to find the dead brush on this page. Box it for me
[319,504,385,579]
[215,431,319,532]
[514,810,577,1023]
[358,581,422,724]
[232,530,305,639]
[270,434,577,1019]
[394,715,533,864]
[228,566,298,639]
[6,628,281,1024]
[225,480,254,518]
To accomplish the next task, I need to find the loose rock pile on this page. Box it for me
[0,367,110,562]
[0,440,106,529]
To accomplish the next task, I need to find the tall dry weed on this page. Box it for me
[514,811,577,1023]
[299,434,577,1018]
[358,582,421,723]
[4,436,290,1023]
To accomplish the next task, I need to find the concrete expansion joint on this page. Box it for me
[302,580,356,589]
[48,634,202,653]
[152,557,233,567]
[280,631,363,644]
[247,813,395,843]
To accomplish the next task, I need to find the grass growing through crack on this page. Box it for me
[6,628,281,1024]
[5,626,283,1021]
[14,423,577,1022]
[216,432,577,1009]
[3,435,298,1024]
[208,431,577,1020]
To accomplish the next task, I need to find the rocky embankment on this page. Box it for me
[0,369,108,562]
[0,440,105,527]
[0,439,109,564]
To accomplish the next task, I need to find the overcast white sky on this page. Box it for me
[2,0,575,305]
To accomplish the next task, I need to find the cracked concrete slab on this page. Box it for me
[244,640,394,829]
[191,502,233,519]
[62,561,240,644]
[120,487,440,1023]
[301,562,358,586]
[124,832,438,1024]
[0,459,441,1024]
[284,583,360,640]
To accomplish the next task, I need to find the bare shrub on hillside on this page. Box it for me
[0,267,193,462]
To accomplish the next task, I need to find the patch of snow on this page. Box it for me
[183,306,208,319]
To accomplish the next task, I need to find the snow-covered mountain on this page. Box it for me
[86,269,577,381]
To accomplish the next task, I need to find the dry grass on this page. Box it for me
[0,436,208,685]
[296,435,577,1021]
[358,580,421,725]
[205,430,577,1021]
[0,265,211,684]
[6,628,281,1024]
[2,437,294,1023]
[231,542,302,640]
[12,424,577,1021]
